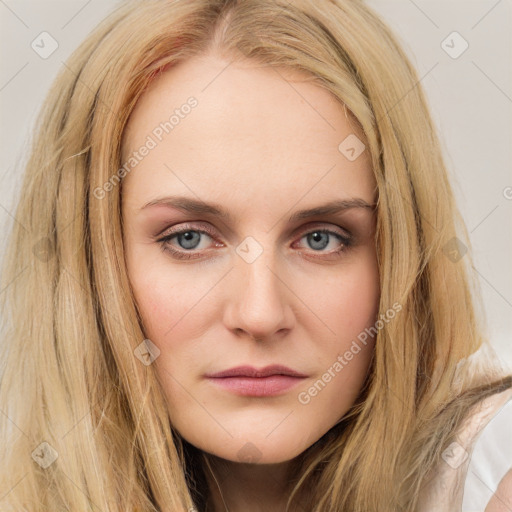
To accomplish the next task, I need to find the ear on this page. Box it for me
[485,468,512,512]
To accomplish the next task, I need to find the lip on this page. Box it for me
[207,375,306,397]
[205,365,308,397]
[204,365,308,378]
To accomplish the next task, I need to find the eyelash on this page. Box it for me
[155,223,353,261]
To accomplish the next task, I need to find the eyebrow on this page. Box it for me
[140,195,376,222]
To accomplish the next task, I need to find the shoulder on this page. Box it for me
[417,386,512,512]
[483,468,512,512]
[462,387,512,511]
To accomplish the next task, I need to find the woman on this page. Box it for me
[0,0,510,510]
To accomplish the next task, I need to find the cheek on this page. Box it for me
[309,252,380,336]
[312,252,379,384]
[338,264,380,334]
[301,268,378,421]
[127,252,206,343]
[137,286,204,347]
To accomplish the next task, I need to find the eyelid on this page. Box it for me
[293,221,351,239]
[157,222,219,241]
[157,220,351,243]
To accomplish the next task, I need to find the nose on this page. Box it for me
[223,250,294,342]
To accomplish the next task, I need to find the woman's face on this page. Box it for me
[121,54,380,464]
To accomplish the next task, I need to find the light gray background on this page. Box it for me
[0,0,511,372]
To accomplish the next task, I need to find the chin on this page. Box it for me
[191,430,318,466]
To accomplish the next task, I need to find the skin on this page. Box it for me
[486,468,512,512]
[121,52,380,512]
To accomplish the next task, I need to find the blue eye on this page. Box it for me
[298,229,351,254]
[156,225,217,260]
[170,230,204,250]
[156,224,352,261]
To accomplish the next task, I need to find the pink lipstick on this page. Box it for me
[205,365,308,397]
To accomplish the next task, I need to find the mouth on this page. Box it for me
[204,365,308,397]
[206,375,306,397]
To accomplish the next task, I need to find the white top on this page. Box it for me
[417,386,512,511]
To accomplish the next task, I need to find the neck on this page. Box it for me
[203,454,297,512]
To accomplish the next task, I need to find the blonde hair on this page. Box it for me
[1,0,510,510]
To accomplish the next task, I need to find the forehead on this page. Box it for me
[121,54,376,210]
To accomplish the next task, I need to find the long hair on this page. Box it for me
[1,0,510,510]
